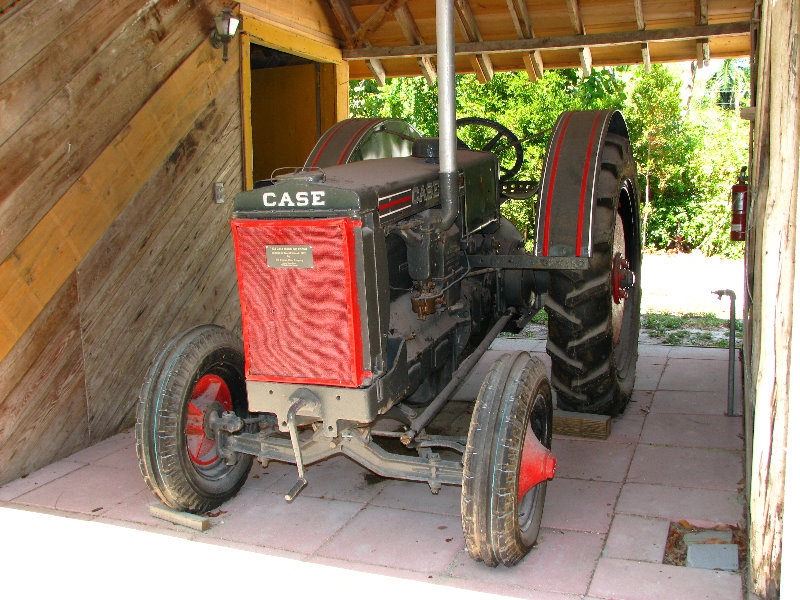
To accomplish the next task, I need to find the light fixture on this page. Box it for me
[210,8,240,62]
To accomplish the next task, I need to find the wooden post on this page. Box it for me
[747,0,799,597]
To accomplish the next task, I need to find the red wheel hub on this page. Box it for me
[612,252,635,305]
[185,374,233,466]
[518,422,557,502]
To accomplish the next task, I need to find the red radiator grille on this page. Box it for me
[231,218,366,387]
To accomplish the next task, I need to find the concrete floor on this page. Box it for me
[0,339,745,599]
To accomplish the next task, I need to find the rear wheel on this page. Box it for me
[461,352,554,567]
[135,325,253,513]
[545,133,641,415]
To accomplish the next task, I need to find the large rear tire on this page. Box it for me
[545,133,641,415]
[461,352,554,567]
[135,325,253,513]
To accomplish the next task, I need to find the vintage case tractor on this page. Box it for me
[135,1,641,568]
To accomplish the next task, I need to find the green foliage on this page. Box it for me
[349,62,749,257]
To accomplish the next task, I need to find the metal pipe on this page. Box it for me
[402,310,515,445]
[713,289,737,416]
[436,0,459,230]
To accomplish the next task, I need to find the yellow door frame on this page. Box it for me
[239,16,349,190]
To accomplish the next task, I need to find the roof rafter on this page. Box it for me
[695,0,710,67]
[633,0,651,72]
[349,0,408,48]
[454,0,494,83]
[506,0,544,81]
[327,0,388,86]
[342,21,752,60]
[394,3,436,84]
[565,0,592,76]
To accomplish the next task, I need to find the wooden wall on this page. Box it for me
[745,0,799,597]
[0,0,345,485]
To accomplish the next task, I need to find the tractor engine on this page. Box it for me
[231,141,538,432]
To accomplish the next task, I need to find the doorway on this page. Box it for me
[249,44,323,183]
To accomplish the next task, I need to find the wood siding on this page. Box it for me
[0,1,344,485]
[746,0,799,596]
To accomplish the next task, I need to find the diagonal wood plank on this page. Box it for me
[394,2,435,84]
[350,0,407,48]
[695,0,709,66]
[455,0,493,83]
[633,0,650,72]
[328,0,386,85]
[565,0,592,76]
[506,0,544,81]
[0,38,238,363]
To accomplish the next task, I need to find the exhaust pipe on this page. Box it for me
[436,0,458,230]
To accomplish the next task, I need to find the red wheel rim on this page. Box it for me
[185,374,233,466]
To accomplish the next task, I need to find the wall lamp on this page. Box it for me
[210,9,240,62]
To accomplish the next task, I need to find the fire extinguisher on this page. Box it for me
[731,166,748,242]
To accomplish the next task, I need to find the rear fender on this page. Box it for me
[535,110,631,259]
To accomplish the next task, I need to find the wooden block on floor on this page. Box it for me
[553,409,611,439]
[149,504,210,531]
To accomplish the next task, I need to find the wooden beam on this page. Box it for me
[327,0,387,86]
[342,21,753,60]
[633,0,651,73]
[506,0,544,81]
[394,3,436,84]
[454,0,493,83]
[565,0,592,76]
[695,0,709,67]
[241,16,343,64]
[349,0,407,49]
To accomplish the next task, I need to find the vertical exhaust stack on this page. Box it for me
[436,0,458,230]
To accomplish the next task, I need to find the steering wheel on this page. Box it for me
[455,117,524,181]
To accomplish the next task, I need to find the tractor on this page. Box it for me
[135,4,641,568]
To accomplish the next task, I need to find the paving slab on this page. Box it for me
[637,343,671,359]
[315,505,463,573]
[641,413,743,449]
[588,557,743,600]
[203,488,363,553]
[604,412,645,444]
[370,479,462,516]
[12,463,147,515]
[629,390,654,411]
[650,390,736,415]
[256,455,389,504]
[0,458,85,502]
[541,478,620,533]
[668,347,730,360]
[686,543,740,571]
[603,514,671,562]
[550,438,635,482]
[616,483,744,526]
[659,358,728,391]
[628,445,744,490]
[449,529,604,596]
[65,429,135,463]
[442,577,584,600]
[633,358,666,391]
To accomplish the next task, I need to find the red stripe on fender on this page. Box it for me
[380,194,412,211]
[311,120,349,167]
[542,113,573,256]
[338,119,379,165]
[576,113,603,256]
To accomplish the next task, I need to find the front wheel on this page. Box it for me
[135,325,253,513]
[461,352,555,567]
